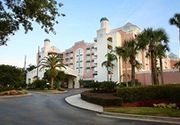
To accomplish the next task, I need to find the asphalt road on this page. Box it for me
[0,89,175,125]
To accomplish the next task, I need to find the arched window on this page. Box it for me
[107,37,112,42]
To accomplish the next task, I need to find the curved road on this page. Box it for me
[0,89,174,125]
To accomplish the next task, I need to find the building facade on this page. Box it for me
[26,39,80,88]
[63,41,96,80]
[27,17,177,87]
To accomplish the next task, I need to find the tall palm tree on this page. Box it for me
[101,52,117,81]
[123,40,139,86]
[39,54,65,89]
[137,28,169,85]
[169,13,180,49]
[115,45,129,86]
[156,44,170,85]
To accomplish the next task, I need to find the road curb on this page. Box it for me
[65,94,103,113]
[97,112,180,124]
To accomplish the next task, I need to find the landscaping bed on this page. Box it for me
[81,90,122,106]
[0,89,27,96]
[104,107,180,117]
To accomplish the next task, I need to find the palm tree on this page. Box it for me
[115,45,129,86]
[123,40,139,86]
[174,61,180,71]
[101,52,117,81]
[39,54,65,89]
[169,13,180,50]
[137,28,169,85]
[156,44,170,85]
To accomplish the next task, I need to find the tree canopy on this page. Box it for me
[0,64,25,88]
[0,0,64,45]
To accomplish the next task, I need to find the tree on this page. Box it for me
[156,44,169,85]
[169,13,180,49]
[123,39,140,86]
[101,52,117,81]
[26,64,36,72]
[43,70,65,88]
[138,28,169,85]
[39,54,65,89]
[115,45,129,86]
[0,65,25,88]
[0,0,65,45]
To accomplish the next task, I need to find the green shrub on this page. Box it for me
[116,84,180,103]
[100,81,117,92]
[79,80,94,88]
[29,79,48,90]
[89,81,101,91]
[81,91,122,106]
[118,79,141,88]
[89,81,118,92]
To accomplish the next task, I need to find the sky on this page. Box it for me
[0,0,180,68]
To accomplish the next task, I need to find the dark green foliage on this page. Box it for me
[26,64,36,72]
[0,65,25,89]
[79,80,94,88]
[43,70,65,89]
[89,81,100,91]
[100,81,117,92]
[119,79,141,87]
[116,84,180,103]
[81,91,122,106]
[29,79,48,89]
[0,0,64,45]
[89,81,117,92]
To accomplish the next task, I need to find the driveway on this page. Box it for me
[0,89,175,125]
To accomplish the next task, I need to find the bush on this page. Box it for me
[116,84,180,103]
[28,79,48,90]
[81,91,122,106]
[79,80,94,88]
[0,65,25,89]
[89,81,101,91]
[89,81,118,92]
[119,79,141,88]
[100,81,117,92]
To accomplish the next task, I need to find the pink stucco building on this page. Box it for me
[63,41,96,80]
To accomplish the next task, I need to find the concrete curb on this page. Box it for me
[65,94,103,113]
[0,93,32,99]
[97,112,180,124]
[28,90,68,94]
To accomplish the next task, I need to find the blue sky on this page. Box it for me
[0,0,180,67]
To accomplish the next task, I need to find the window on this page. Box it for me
[107,37,112,42]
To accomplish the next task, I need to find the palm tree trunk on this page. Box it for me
[179,29,180,57]
[125,60,128,87]
[159,57,164,85]
[129,56,136,86]
[151,52,156,85]
[50,77,54,89]
[107,67,109,81]
[119,57,121,83]
[131,65,135,86]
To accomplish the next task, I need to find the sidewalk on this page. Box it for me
[65,94,103,112]
[65,94,180,124]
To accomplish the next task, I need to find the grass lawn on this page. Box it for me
[104,107,180,117]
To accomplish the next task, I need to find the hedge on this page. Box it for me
[116,84,180,103]
[81,91,122,106]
